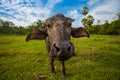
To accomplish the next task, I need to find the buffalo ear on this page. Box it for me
[71,27,90,38]
[26,29,48,41]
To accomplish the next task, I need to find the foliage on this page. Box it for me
[0,19,45,35]
[27,19,45,31]
[0,19,27,35]
[116,12,120,20]
[81,15,94,27]
[82,6,89,16]
[88,20,120,35]
[0,35,120,80]
[88,12,120,35]
[82,6,94,27]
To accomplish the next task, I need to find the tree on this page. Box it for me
[27,19,45,31]
[82,6,89,16]
[86,15,94,26]
[116,12,120,20]
[110,20,120,35]
[81,18,88,26]
[81,6,94,29]
[97,20,100,25]
[81,15,94,28]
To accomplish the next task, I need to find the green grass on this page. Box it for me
[0,34,120,80]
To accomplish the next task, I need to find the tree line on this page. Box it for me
[0,19,44,35]
[0,18,120,35]
[87,19,120,35]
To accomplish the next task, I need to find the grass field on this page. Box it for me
[0,35,120,80]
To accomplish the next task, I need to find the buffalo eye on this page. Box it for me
[47,24,51,28]
[69,23,72,26]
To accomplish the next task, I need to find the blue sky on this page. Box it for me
[0,0,120,27]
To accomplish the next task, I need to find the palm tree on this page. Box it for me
[82,6,89,27]
[81,18,88,26]
[97,20,100,25]
[87,15,94,26]
[82,6,89,16]
[81,6,94,30]
[116,12,120,20]
[81,15,94,27]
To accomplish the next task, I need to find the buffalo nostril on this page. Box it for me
[54,44,60,52]
[67,46,71,52]
[56,46,60,52]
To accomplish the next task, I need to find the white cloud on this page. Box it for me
[88,0,120,24]
[0,0,62,26]
[46,0,62,9]
[66,9,83,27]
[66,9,80,19]
[95,10,113,15]
[88,0,100,5]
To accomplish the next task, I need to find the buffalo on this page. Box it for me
[26,14,90,77]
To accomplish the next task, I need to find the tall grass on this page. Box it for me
[0,35,120,80]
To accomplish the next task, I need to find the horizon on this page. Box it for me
[0,0,120,27]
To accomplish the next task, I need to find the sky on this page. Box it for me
[0,0,120,27]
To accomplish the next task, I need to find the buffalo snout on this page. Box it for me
[50,41,76,60]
